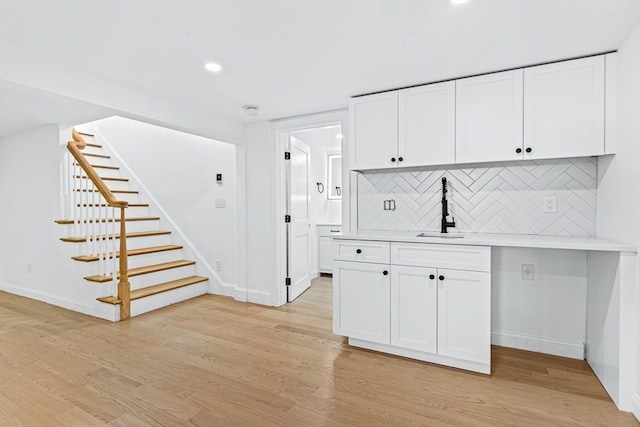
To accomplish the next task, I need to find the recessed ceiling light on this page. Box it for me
[204,62,222,73]
[336,134,343,140]
[451,0,470,4]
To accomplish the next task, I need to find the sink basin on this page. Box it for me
[416,232,465,239]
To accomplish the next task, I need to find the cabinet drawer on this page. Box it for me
[333,240,390,264]
[317,225,342,237]
[391,243,490,272]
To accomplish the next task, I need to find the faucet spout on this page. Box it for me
[441,177,456,233]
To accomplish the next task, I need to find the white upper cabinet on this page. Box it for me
[348,53,612,170]
[398,81,456,167]
[524,56,605,159]
[455,69,524,163]
[348,91,398,170]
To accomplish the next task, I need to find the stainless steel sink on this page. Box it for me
[416,232,465,239]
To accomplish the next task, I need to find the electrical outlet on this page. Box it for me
[543,196,557,213]
[215,260,222,271]
[215,197,226,208]
[521,264,534,280]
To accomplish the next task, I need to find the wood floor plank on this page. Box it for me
[0,277,636,427]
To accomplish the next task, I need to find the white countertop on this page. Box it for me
[333,230,637,253]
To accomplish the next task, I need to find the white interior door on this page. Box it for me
[287,137,311,302]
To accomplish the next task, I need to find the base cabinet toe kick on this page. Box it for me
[332,239,491,374]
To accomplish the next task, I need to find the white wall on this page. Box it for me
[593,25,640,417]
[77,117,238,291]
[492,247,587,359]
[0,125,116,320]
[243,122,279,305]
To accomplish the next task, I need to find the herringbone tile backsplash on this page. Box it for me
[357,158,597,236]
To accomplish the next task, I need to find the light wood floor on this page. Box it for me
[1,277,637,426]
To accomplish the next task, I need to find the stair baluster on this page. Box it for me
[67,129,131,320]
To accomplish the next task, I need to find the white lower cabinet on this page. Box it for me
[333,239,491,374]
[436,268,491,364]
[333,260,390,344]
[390,265,437,353]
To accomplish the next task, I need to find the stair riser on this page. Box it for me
[74,192,140,205]
[129,281,207,318]
[60,219,160,234]
[73,206,148,217]
[124,234,172,250]
[90,167,121,179]
[79,145,103,155]
[124,249,183,270]
[75,180,130,191]
[129,265,197,291]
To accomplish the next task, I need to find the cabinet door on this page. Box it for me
[333,260,390,344]
[456,69,524,163]
[348,92,398,170]
[437,269,490,364]
[524,56,605,159]
[398,81,455,167]
[318,236,332,273]
[390,265,437,353]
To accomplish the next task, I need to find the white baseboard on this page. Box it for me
[492,331,584,360]
[219,282,272,306]
[0,281,116,321]
[632,392,640,422]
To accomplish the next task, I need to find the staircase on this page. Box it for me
[57,129,208,321]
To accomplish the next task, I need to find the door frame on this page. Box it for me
[272,110,349,306]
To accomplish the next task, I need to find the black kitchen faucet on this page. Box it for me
[441,177,456,233]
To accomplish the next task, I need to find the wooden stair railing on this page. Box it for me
[67,129,131,320]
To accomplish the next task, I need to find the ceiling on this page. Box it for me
[1,0,639,137]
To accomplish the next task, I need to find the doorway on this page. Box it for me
[279,118,345,303]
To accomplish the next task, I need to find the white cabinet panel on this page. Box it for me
[524,56,605,159]
[391,242,490,272]
[317,225,342,273]
[437,269,491,364]
[398,81,456,167]
[333,260,390,344]
[455,69,524,163]
[348,92,398,170]
[391,265,437,353]
[333,239,390,264]
[318,237,333,273]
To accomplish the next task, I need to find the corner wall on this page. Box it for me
[0,125,116,320]
[592,24,640,416]
[77,117,238,292]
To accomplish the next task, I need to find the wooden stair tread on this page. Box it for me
[97,276,208,304]
[60,230,171,243]
[55,216,159,225]
[77,203,148,207]
[84,260,196,282]
[74,189,138,194]
[72,244,183,262]
[83,153,110,159]
[75,175,129,182]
